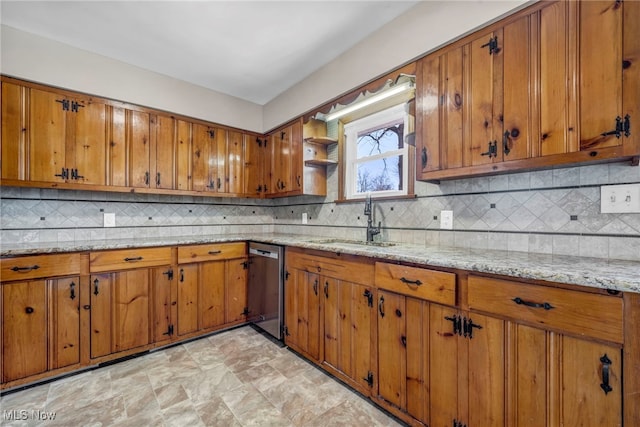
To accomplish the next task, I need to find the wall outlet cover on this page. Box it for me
[601,183,640,213]
[440,210,453,230]
[302,212,308,224]
[104,212,116,227]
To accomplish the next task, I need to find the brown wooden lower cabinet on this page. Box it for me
[175,242,249,337]
[284,267,322,361]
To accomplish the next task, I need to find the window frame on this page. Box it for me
[343,103,410,200]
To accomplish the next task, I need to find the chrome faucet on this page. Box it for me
[364,194,381,242]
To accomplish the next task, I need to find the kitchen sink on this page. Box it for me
[310,238,398,247]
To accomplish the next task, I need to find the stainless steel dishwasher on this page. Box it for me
[247,242,284,340]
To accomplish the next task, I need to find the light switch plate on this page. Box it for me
[302,212,308,224]
[601,184,640,213]
[103,212,116,227]
[440,210,453,229]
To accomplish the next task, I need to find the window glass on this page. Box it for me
[344,104,408,199]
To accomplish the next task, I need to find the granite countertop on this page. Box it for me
[2,233,639,294]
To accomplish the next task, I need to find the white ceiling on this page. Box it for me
[1,1,419,105]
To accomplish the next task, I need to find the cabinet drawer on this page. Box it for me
[468,276,623,343]
[177,242,246,264]
[287,251,374,285]
[90,247,172,273]
[1,253,80,281]
[375,262,456,305]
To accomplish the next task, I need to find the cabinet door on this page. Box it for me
[49,277,80,369]
[578,0,624,151]
[90,274,112,358]
[469,29,502,166]
[271,127,292,194]
[285,268,320,361]
[191,124,214,192]
[429,305,464,427]
[227,130,244,194]
[129,110,151,188]
[213,128,227,193]
[28,88,67,182]
[1,82,25,180]
[177,264,199,336]
[405,297,429,423]
[467,313,505,427]
[153,115,176,189]
[113,269,151,352]
[377,290,406,409]
[2,280,47,382]
[151,267,173,344]
[243,135,263,196]
[289,121,303,193]
[200,260,225,329]
[176,120,192,191]
[70,98,107,185]
[323,277,339,369]
[562,337,621,427]
[539,1,577,156]
[417,55,442,176]
[502,14,533,161]
[225,258,248,323]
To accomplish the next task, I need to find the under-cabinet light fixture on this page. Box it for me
[324,81,414,122]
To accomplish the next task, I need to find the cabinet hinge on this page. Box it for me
[163,268,174,280]
[163,324,174,336]
[282,325,290,336]
[481,36,499,55]
[208,129,215,138]
[601,115,631,139]
[242,307,251,316]
[256,137,262,147]
[440,95,445,106]
[242,261,250,270]
[285,270,290,280]
[363,371,374,387]
[453,419,467,427]
[55,99,70,111]
[71,101,84,113]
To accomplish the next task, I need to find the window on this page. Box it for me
[344,104,409,199]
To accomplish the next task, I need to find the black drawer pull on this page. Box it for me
[400,277,422,286]
[512,297,554,310]
[25,306,34,314]
[208,250,222,255]
[70,282,76,300]
[10,265,40,272]
[93,278,100,295]
[124,256,143,262]
[378,295,385,318]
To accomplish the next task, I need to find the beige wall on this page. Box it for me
[0,25,264,132]
[263,0,530,131]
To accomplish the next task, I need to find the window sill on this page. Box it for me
[334,194,417,204]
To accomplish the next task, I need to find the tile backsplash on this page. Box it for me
[1,162,639,261]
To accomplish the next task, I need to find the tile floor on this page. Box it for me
[0,326,402,426]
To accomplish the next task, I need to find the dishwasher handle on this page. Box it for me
[249,247,280,259]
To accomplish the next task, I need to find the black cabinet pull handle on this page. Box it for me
[512,297,554,310]
[217,177,221,189]
[25,306,34,314]
[378,295,385,318]
[600,354,613,395]
[180,268,184,283]
[93,278,100,295]
[503,130,511,155]
[464,318,483,339]
[296,175,301,187]
[156,172,161,186]
[313,279,318,296]
[208,250,222,255]
[324,281,329,298]
[70,282,76,300]
[400,277,422,286]
[10,265,40,272]
[144,171,150,185]
[401,335,407,347]
[363,289,373,307]
[421,147,428,169]
[124,256,143,262]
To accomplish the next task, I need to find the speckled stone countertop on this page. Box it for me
[2,233,639,294]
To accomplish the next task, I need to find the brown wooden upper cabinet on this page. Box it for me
[267,120,300,196]
[1,83,108,185]
[416,0,639,181]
